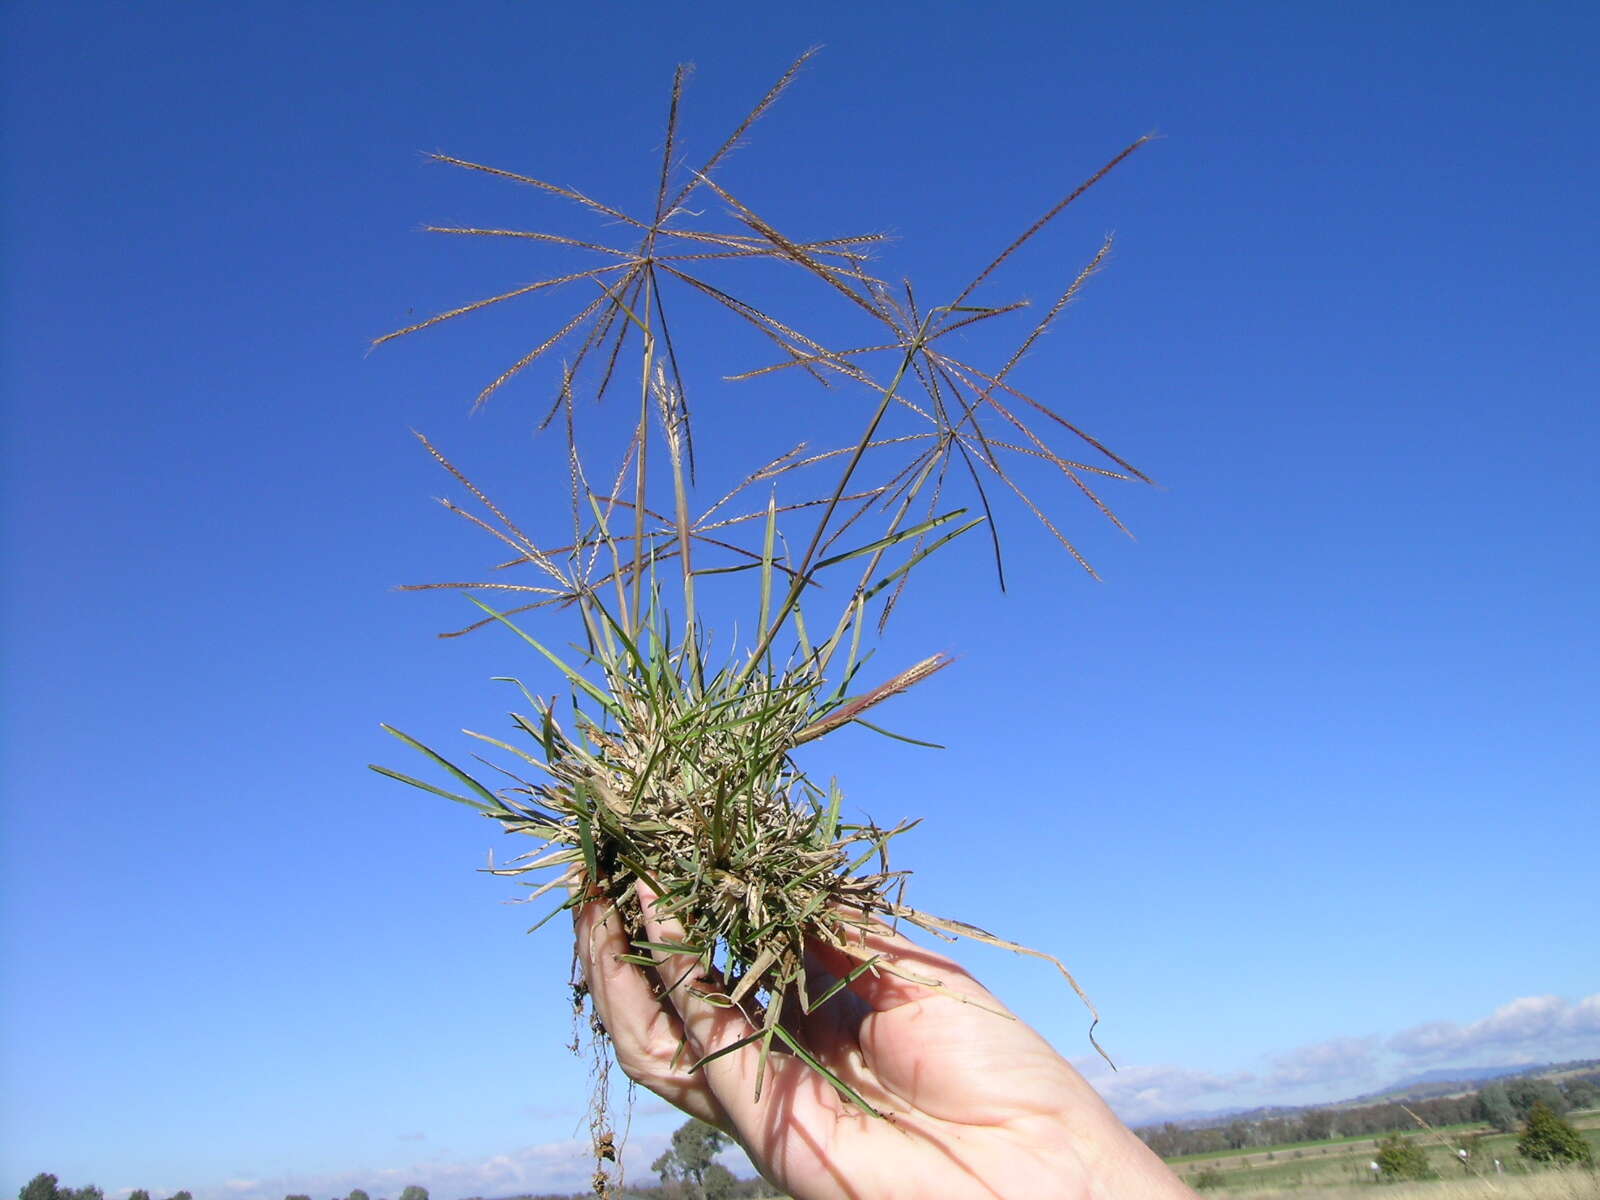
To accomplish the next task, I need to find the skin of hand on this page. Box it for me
[574,885,1195,1200]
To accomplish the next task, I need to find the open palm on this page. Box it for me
[576,888,1192,1200]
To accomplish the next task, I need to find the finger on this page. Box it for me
[795,947,872,1049]
[811,920,1073,1123]
[636,886,803,1116]
[809,916,1003,1014]
[574,897,731,1131]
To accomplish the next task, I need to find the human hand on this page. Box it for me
[575,886,1194,1200]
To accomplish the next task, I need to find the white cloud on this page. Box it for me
[1389,994,1600,1063]
[1266,1036,1380,1090]
[1085,1063,1256,1124]
[194,1126,757,1200]
[1386,1019,1459,1058]
[1092,991,1600,1125]
[1562,994,1600,1037]
[199,1138,622,1200]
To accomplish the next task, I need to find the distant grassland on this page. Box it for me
[1170,1111,1599,1194]
[1169,1126,1483,1164]
[1219,1170,1599,1200]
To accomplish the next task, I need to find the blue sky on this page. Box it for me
[3,1,1597,1196]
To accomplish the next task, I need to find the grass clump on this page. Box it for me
[371,48,1152,1180]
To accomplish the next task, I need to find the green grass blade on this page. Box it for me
[686,1028,769,1074]
[378,724,504,811]
[568,783,600,880]
[822,776,843,844]
[771,1024,881,1117]
[492,675,544,709]
[462,729,555,772]
[863,516,986,602]
[851,719,946,749]
[803,952,882,1013]
[367,763,498,813]
[757,492,777,650]
[811,509,968,572]
[527,896,580,933]
[629,938,709,957]
[460,593,619,714]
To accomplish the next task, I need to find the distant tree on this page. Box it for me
[348,1190,371,1200]
[59,1188,104,1200]
[1299,1109,1335,1141]
[286,1193,312,1200]
[20,1175,59,1200]
[1518,1101,1593,1166]
[1144,1122,1185,1157]
[653,1119,734,1200]
[1223,1120,1250,1150]
[700,1162,735,1200]
[1478,1082,1518,1132]
[397,1188,427,1200]
[1564,1079,1599,1110]
[650,1147,678,1196]
[1267,1118,1298,1145]
[1506,1079,1569,1119]
[165,1192,192,1200]
[129,1190,151,1200]
[1375,1134,1435,1181]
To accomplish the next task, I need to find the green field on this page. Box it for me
[1169,1111,1600,1195]
[1194,1171,1600,1200]
[1170,1126,1483,1166]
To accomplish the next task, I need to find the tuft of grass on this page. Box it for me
[371,49,1151,1139]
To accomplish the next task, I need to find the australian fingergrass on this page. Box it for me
[373,49,1152,1185]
